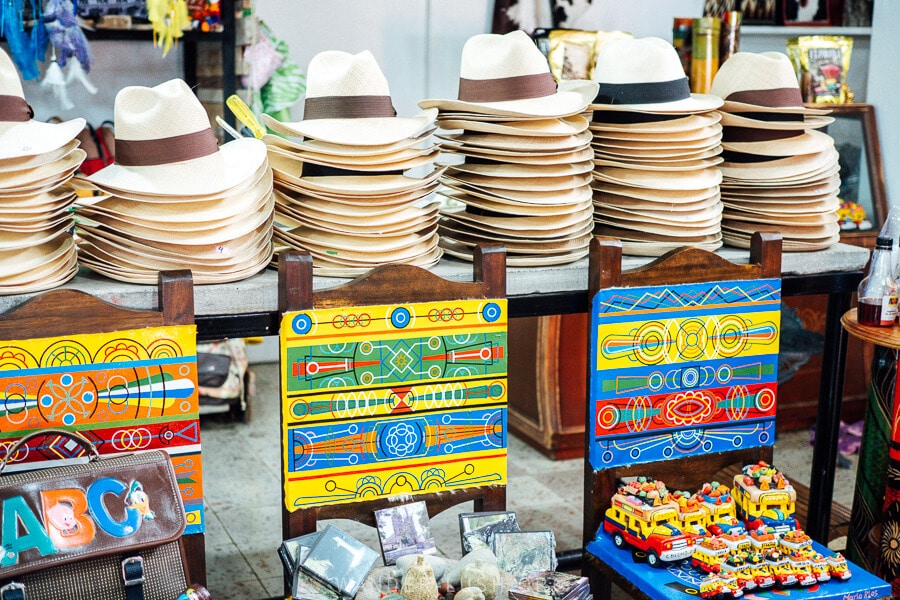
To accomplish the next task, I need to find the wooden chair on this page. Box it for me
[582,233,783,599]
[276,247,508,559]
[0,271,206,586]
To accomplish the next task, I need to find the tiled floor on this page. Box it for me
[198,361,860,600]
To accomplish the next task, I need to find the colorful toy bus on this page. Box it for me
[604,492,695,567]
[732,462,798,535]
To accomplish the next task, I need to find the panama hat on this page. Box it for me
[0,49,84,160]
[718,110,833,131]
[720,127,834,156]
[87,78,266,196]
[437,129,592,152]
[590,112,721,134]
[261,129,435,158]
[589,37,722,113]
[418,30,598,118]
[438,114,589,137]
[711,52,830,115]
[262,50,437,146]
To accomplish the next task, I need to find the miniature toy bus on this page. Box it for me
[731,463,798,535]
[604,492,695,567]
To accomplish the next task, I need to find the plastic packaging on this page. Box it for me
[857,236,899,327]
[786,35,854,104]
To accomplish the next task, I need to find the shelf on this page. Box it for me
[742,25,872,36]
[85,28,224,42]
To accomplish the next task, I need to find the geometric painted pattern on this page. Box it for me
[589,278,781,470]
[0,325,203,534]
[280,300,507,511]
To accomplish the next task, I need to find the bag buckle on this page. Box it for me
[0,581,26,600]
[121,556,145,587]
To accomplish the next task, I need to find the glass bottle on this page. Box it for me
[857,236,899,327]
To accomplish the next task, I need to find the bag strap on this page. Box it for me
[0,428,101,475]
[123,555,146,600]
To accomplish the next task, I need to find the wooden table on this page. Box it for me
[842,308,900,596]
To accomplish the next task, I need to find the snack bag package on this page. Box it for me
[787,35,854,104]
[548,29,598,80]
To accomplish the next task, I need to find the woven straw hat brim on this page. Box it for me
[278,225,437,254]
[78,248,272,284]
[79,168,271,223]
[594,189,721,211]
[443,171,592,192]
[588,94,722,114]
[87,137,267,197]
[0,232,73,277]
[77,224,271,265]
[267,145,439,173]
[261,129,435,157]
[440,237,589,266]
[723,219,840,239]
[438,218,594,245]
[593,156,724,171]
[441,179,592,206]
[592,182,720,204]
[77,192,274,244]
[0,140,80,173]
[437,129,592,152]
[444,192,590,217]
[262,108,438,147]
[264,137,435,166]
[718,110,834,131]
[595,199,723,224]
[719,148,838,181]
[594,223,722,243]
[589,112,720,134]
[438,114,589,137]
[0,254,77,292]
[0,148,85,189]
[593,166,723,190]
[0,118,85,160]
[446,160,592,178]
[721,128,835,157]
[439,226,592,253]
[419,79,598,119]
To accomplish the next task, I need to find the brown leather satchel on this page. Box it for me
[0,429,189,600]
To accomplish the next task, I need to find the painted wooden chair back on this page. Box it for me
[582,233,783,599]
[0,271,207,585]
[276,247,508,548]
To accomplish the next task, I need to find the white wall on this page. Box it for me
[867,0,900,209]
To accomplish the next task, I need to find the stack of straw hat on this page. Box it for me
[710,52,840,251]
[262,50,442,277]
[74,78,272,284]
[418,30,599,266]
[0,48,86,293]
[588,37,725,256]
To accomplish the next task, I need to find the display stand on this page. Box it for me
[841,309,900,597]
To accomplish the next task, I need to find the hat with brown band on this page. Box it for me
[262,50,437,146]
[589,37,723,113]
[711,51,831,116]
[87,78,266,196]
[0,48,84,160]
[418,30,598,117]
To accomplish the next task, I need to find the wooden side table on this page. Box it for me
[842,308,900,595]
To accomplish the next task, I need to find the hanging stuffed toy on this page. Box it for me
[147,0,190,58]
[41,0,95,110]
[0,0,46,80]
